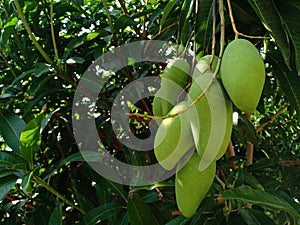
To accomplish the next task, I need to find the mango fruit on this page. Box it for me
[220,39,265,113]
[175,153,216,217]
[188,61,233,170]
[154,101,194,170]
[152,58,190,117]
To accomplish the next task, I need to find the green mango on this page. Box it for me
[154,101,194,170]
[175,153,216,217]
[188,61,233,170]
[153,58,190,117]
[220,39,265,113]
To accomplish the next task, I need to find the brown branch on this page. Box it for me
[245,114,254,166]
[152,21,179,40]
[256,103,290,133]
[226,0,270,39]
[227,140,238,170]
[117,0,143,39]
[5,195,35,209]
[280,161,300,166]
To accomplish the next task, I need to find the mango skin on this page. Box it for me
[154,102,194,170]
[188,60,233,166]
[153,58,190,117]
[175,153,216,217]
[220,39,265,113]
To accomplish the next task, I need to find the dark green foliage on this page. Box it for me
[0,0,299,224]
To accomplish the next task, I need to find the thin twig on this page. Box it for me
[33,176,87,215]
[280,161,300,166]
[50,0,59,62]
[227,140,238,170]
[103,0,115,34]
[152,21,179,40]
[14,0,54,66]
[211,0,225,78]
[117,0,143,39]
[210,0,216,65]
[245,114,254,166]
[256,103,289,133]
[227,0,269,39]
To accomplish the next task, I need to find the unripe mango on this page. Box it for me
[188,61,232,170]
[175,153,216,217]
[153,58,190,116]
[220,39,265,113]
[154,101,194,170]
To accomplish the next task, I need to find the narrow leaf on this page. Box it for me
[48,204,63,225]
[80,202,122,225]
[128,193,161,225]
[248,0,291,69]
[240,208,276,225]
[276,0,300,75]
[0,112,26,152]
[160,0,177,29]
[269,53,300,119]
[222,186,300,218]
[0,175,18,200]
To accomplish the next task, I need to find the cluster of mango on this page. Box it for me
[152,39,265,217]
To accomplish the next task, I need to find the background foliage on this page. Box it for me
[0,0,299,224]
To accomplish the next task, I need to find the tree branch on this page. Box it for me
[256,103,290,133]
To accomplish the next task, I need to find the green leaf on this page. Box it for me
[0,17,18,46]
[20,112,45,163]
[63,36,86,61]
[247,0,291,69]
[160,0,177,29]
[0,112,26,152]
[80,202,122,225]
[56,151,102,169]
[179,0,194,45]
[269,53,300,119]
[243,171,264,191]
[21,170,34,194]
[0,151,28,171]
[0,175,18,200]
[195,0,214,50]
[222,186,300,218]
[240,208,276,225]
[127,193,161,225]
[48,204,63,225]
[33,63,51,77]
[276,0,300,75]
[165,216,189,225]
[114,15,139,31]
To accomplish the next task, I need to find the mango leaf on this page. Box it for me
[276,0,300,75]
[0,174,19,200]
[240,208,276,225]
[33,63,51,77]
[63,35,86,61]
[195,0,214,51]
[0,151,28,171]
[127,193,161,225]
[269,52,300,119]
[160,0,177,30]
[48,204,63,225]
[20,112,45,163]
[247,0,291,69]
[165,216,189,225]
[179,0,194,45]
[80,202,122,225]
[114,15,139,31]
[0,112,26,152]
[222,186,300,218]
